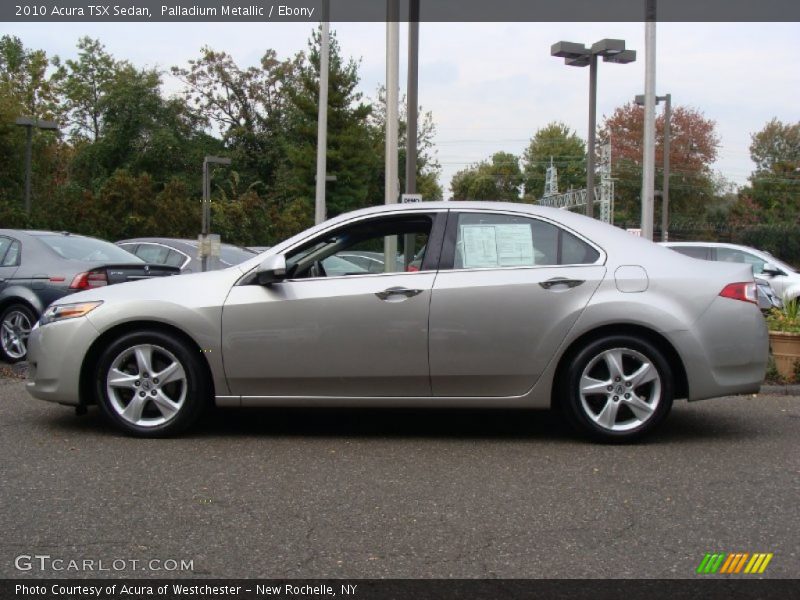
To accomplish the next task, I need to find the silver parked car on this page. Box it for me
[26,202,768,441]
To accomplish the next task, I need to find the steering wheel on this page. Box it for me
[308,260,327,278]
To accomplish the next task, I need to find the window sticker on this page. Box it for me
[460,223,534,268]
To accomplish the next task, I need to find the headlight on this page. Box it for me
[39,301,103,326]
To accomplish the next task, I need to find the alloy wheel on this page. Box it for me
[578,347,662,432]
[105,344,187,428]
[1,309,33,360]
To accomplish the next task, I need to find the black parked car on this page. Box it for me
[0,230,180,362]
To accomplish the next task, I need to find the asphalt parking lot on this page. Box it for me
[0,371,798,579]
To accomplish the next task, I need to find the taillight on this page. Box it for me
[719,282,758,305]
[70,270,108,290]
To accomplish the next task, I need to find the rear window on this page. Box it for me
[39,235,144,263]
[220,245,257,266]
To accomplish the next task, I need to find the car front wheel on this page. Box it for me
[561,335,674,442]
[95,330,209,437]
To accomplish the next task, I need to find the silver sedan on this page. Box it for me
[25,202,768,441]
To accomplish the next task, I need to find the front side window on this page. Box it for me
[452,212,599,269]
[285,215,433,279]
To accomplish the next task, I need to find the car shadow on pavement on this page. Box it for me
[42,402,768,445]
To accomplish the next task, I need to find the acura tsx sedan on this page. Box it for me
[25,202,768,441]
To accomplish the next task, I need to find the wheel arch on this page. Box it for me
[79,320,215,406]
[0,292,41,319]
[550,323,689,409]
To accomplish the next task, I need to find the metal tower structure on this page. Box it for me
[538,143,614,224]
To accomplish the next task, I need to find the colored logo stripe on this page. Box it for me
[697,553,773,574]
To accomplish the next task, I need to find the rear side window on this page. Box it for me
[452,213,599,269]
[134,244,171,265]
[670,246,711,260]
[716,247,766,274]
[164,249,188,268]
[0,237,15,266]
[2,240,20,266]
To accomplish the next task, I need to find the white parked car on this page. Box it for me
[663,242,799,302]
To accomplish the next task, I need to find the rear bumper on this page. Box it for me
[25,317,99,405]
[672,297,768,400]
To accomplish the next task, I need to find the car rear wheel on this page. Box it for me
[0,303,36,363]
[560,335,674,442]
[95,330,209,437]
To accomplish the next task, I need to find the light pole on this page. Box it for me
[314,0,330,225]
[636,93,671,241]
[15,117,58,215]
[551,39,636,218]
[201,156,231,272]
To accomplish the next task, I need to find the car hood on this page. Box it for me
[57,265,244,309]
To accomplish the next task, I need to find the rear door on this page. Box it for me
[429,210,606,397]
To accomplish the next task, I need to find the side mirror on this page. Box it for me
[762,263,783,277]
[256,254,287,285]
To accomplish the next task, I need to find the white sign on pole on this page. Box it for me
[401,194,423,203]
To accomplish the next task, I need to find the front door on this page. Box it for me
[222,212,444,398]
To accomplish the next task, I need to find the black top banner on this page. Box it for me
[3,0,800,22]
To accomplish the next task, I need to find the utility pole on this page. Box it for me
[385,0,400,272]
[661,93,671,241]
[405,0,419,198]
[641,0,657,240]
[636,92,671,240]
[201,156,231,272]
[586,53,598,218]
[314,0,330,225]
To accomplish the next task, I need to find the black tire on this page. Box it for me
[0,303,37,363]
[559,335,674,442]
[94,330,210,437]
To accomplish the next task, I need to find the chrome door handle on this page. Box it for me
[539,277,584,290]
[375,287,423,300]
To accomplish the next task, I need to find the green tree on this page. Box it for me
[521,122,585,201]
[368,87,443,202]
[71,64,222,188]
[53,37,117,142]
[281,28,377,220]
[0,36,62,219]
[738,118,800,222]
[171,46,299,190]
[450,152,522,201]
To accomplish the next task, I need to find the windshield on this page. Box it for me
[39,235,144,263]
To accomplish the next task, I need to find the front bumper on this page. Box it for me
[26,316,100,405]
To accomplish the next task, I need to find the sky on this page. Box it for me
[3,20,799,198]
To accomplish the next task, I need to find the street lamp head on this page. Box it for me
[565,55,591,67]
[204,156,232,166]
[591,39,626,55]
[15,116,58,130]
[551,41,589,60]
[603,49,636,64]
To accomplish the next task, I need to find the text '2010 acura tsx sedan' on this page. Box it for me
[25,202,768,441]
